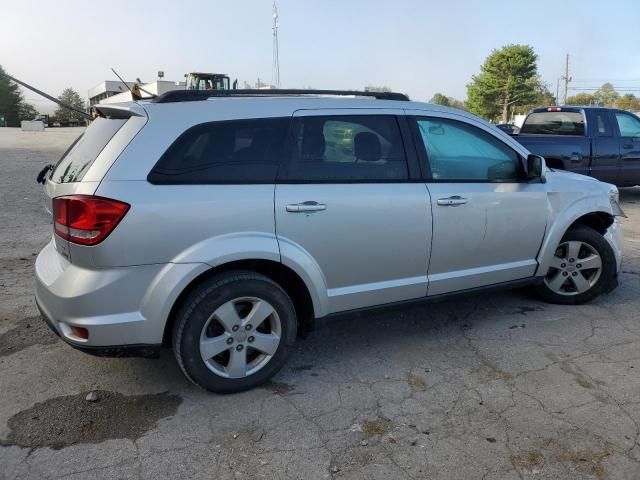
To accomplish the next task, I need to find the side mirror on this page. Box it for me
[526,154,546,183]
[428,125,445,135]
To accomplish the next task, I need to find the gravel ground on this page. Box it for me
[1,127,640,479]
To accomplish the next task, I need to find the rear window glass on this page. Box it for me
[520,112,585,136]
[52,118,127,183]
[148,117,290,184]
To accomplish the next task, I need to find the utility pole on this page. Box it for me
[271,3,280,88]
[556,78,560,105]
[561,54,571,105]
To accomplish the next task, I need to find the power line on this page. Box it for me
[571,79,640,83]
[569,87,640,91]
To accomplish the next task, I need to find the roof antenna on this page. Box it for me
[111,68,140,100]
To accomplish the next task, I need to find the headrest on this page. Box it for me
[354,132,381,162]
[302,130,326,160]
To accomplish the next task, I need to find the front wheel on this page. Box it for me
[535,226,617,305]
[172,271,297,393]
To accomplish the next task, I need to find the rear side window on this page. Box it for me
[596,112,613,137]
[52,118,127,183]
[279,115,408,182]
[520,112,585,136]
[148,118,290,184]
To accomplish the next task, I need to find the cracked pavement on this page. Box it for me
[1,128,640,479]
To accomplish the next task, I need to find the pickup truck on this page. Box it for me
[513,106,640,186]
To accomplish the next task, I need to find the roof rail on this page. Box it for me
[151,89,410,104]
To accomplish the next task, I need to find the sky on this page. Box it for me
[2,0,639,113]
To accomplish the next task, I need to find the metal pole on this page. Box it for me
[272,3,280,88]
[563,54,570,105]
[0,71,91,120]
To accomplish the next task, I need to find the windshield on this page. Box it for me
[520,112,585,136]
[51,118,127,183]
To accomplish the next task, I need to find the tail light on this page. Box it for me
[53,195,129,246]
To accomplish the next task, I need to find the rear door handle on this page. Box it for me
[623,144,633,150]
[286,201,327,213]
[437,196,468,206]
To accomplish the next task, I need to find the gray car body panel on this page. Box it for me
[35,97,624,347]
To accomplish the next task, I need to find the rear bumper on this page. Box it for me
[37,299,160,358]
[34,239,208,351]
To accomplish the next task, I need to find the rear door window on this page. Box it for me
[279,115,409,182]
[148,117,290,184]
[52,118,127,183]
[520,111,585,136]
[596,112,613,137]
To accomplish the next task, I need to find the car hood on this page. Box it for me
[545,168,614,192]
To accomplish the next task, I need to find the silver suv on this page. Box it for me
[36,90,624,393]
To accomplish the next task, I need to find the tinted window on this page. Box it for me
[416,117,520,181]
[52,118,127,183]
[615,112,640,137]
[596,112,612,136]
[279,115,408,181]
[148,117,290,184]
[520,111,585,135]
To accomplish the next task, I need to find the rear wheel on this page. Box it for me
[535,226,616,305]
[173,271,297,393]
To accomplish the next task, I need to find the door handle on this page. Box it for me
[437,196,468,206]
[623,144,633,150]
[286,201,327,213]
[563,152,583,163]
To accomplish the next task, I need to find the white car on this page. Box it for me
[36,89,624,392]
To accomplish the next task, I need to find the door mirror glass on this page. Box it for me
[527,154,545,182]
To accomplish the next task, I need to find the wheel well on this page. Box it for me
[568,212,614,235]
[162,259,315,346]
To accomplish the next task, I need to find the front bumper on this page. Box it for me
[604,218,624,274]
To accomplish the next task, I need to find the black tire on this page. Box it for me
[534,226,617,305]
[172,271,297,393]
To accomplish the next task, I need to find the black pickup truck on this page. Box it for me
[513,106,640,186]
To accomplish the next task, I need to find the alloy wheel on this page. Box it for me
[199,297,281,378]
[544,241,602,296]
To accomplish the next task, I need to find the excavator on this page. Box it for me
[184,72,237,91]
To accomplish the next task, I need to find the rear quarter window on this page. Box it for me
[147,117,290,184]
[520,112,585,136]
[51,118,127,183]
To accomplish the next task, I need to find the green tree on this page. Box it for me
[515,83,556,115]
[467,45,539,122]
[429,93,467,111]
[566,92,596,106]
[0,65,27,127]
[18,102,38,121]
[593,83,619,107]
[53,88,86,124]
[429,93,451,106]
[617,94,640,111]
